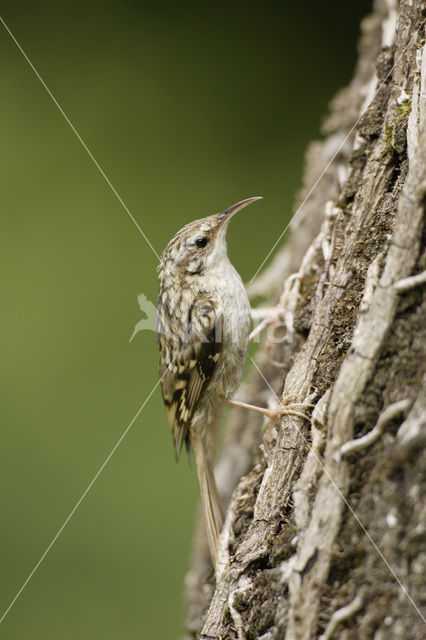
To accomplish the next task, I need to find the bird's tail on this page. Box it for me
[191,430,224,567]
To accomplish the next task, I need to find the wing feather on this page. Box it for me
[158,295,222,460]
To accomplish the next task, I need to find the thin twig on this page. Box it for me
[338,399,411,460]
[393,270,426,292]
[320,589,366,639]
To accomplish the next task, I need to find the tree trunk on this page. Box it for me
[184,1,426,638]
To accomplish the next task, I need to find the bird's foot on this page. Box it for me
[265,396,314,421]
[249,305,282,344]
[224,395,313,422]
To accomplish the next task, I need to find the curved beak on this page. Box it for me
[219,196,263,223]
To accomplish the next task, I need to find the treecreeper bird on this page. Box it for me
[156,197,310,567]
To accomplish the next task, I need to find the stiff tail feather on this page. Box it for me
[191,431,224,567]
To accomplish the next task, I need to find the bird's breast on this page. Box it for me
[210,268,251,398]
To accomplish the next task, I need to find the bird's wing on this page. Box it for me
[158,295,223,460]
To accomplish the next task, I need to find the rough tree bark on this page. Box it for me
[184,1,426,638]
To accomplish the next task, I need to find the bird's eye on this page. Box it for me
[195,237,209,248]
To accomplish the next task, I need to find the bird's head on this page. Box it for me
[158,197,262,278]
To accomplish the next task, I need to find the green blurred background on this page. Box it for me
[1,1,371,637]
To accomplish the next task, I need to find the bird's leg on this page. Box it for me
[249,306,282,343]
[223,396,313,421]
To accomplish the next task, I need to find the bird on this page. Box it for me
[156,197,311,566]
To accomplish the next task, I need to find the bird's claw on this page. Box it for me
[266,397,313,422]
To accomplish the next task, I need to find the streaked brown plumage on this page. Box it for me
[156,197,261,565]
